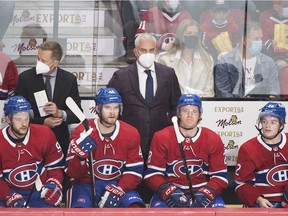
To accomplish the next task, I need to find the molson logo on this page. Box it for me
[224,140,239,150]
[216,115,241,129]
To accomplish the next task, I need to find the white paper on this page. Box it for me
[34,90,49,117]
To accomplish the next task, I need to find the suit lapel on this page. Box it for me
[154,63,164,101]
[53,68,63,103]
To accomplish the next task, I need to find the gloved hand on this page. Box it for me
[71,128,97,159]
[158,182,190,207]
[191,186,216,208]
[40,178,63,206]
[5,192,26,208]
[98,184,125,208]
[0,91,8,99]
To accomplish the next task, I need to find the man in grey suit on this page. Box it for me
[108,32,181,162]
[14,40,81,155]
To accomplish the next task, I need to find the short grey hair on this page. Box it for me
[134,32,157,48]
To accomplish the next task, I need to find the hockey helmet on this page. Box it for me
[177,94,202,113]
[95,88,122,106]
[4,96,32,116]
[259,102,286,124]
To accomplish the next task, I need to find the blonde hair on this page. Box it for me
[173,19,213,68]
[39,40,63,61]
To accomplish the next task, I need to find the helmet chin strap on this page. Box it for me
[255,124,284,140]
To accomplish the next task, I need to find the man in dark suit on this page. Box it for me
[14,40,81,155]
[107,32,181,163]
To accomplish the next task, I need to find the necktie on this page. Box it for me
[144,70,153,105]
[45,75,52,101]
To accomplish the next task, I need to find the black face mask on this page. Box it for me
[183,35,198,49]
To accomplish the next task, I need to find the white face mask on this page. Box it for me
[138,53,155,69]
[36,60,53,75]
[167,0,179,11]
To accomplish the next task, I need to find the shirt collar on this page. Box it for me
[136,60,155,74]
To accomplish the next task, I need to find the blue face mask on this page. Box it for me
[248,40,262,55]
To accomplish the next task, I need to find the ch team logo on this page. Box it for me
[8,163,38,188]
[173,159,204,177]
[93,159,123,180]
[267,164,288,186]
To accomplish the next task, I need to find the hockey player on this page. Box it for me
[234,102,288,208]
[145,94,228,208]
[65,87,145,208]
[0,95,64,208]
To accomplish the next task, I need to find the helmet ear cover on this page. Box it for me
[177,94,202,114]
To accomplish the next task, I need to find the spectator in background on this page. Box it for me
[65,88,145,208]
[215,21,280,98]
[182,0,258,23]
[261,0,288,98]
[13,23,48,66]
[14,40,81,155]
[118,0,156,63]
[136,0,192,53]
[200,0,239,62]
[234,102,288,208]
[157,19,214,97]
[0,1,18,98]
[0,51,18,98]
[0,96,64,208]
[145,94,228,208]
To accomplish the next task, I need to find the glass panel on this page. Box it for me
[0,0,286,100]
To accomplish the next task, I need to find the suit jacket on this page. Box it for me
[14,67,81,154]
[107,62,181,161]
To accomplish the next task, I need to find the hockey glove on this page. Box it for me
[5,192,26,208]
[191,186,216,208]
[40,178,63,206]
[71,128,97,159]
[0,91,8,99]
[158,183,190,207]
[98,184,125,208]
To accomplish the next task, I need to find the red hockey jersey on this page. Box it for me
[0,124,64,200]
[234,133,288,206]
[137,6,191,50]
[145,126,228,195]
[65,119,144,192]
